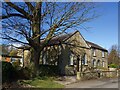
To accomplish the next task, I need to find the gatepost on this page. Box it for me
[76,55,81,80]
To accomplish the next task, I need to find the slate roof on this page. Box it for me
[86,41,108,52]
[18,31,77,49]
[43,31,77,46]
[18,31,108,51]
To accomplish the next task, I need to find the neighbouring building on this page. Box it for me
[0,54,22,66]
[18,31,108,75]
[0,45,23,66]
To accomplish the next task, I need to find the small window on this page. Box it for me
[102,61,105,67]
[43,52,47,65]
[82,53,87,65]
[97,60,100,67]
[92,59,96,67]
[102,51,105,57]
[92,49,96,56]
[70,53,74,65]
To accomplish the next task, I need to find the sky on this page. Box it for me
[79,2,118,50]
[1,2,118,51]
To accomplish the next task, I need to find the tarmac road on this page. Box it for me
[65,78,119,88]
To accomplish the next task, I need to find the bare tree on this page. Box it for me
[108,45,119,66]
[1,1,97,74]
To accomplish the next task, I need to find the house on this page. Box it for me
[18,31,108,75]
[0,54,23,66]
[0,45,23,66]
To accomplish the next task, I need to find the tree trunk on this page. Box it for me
[30,2,41,76]
[31,47,40,76]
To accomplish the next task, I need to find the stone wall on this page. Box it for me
[90,48,108,69]
[17,49,31,67]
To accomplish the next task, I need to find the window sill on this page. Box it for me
[69,65,74,67]
[84,64,88,66]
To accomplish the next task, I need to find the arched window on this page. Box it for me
[92,59,96,67]
[70,53,74,65]
[82,53,87,65]
[97,60,100,67]
[102,61,105,67]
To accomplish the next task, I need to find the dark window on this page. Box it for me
[97,60,100,67]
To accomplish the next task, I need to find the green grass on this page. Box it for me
[19,77,64,88]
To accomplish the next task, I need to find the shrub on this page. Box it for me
[12,60,20,67]
[12,60,22,70]
[39,65,59,76]
[17,62,36,79]
[97,66,108,70]
[17,64,59,79]
[18,67,32,79]
[108,64,118,68]
[65,65,75,76]
[2,61,17,83]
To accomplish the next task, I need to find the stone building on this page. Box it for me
[18,31,108,75]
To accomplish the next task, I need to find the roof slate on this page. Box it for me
[18,31,107,51]
[86,41,107,51]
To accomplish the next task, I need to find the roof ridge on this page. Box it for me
[86,40,107,51]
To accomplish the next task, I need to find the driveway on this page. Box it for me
[65,78,119,88]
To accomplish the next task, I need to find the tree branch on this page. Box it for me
[2,36,29,45]
[1,13,26,19]
[24,1,34,12]
[4,1,32,20]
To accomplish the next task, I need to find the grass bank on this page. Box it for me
[18,77,64,88]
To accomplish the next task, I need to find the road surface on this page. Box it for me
[65,78,119,88]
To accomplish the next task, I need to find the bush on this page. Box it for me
[12,60,21,67]
[12,60,22,70]
[39,65,59,76]
[2,61,17,83]
[109,64,118,68]
[18,67,32,79]
[17,62,36,79]
[65,65,75,76]
[17,64,59,79]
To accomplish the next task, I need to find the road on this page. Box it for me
[65,78,119,88]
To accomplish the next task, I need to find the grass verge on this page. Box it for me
[18,77,64,88]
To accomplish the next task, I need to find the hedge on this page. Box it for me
[1,61,17,83]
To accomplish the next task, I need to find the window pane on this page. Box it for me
[93,59,96,67]
[92,49,96,56]
[70,53,74,65]
[102,61,105,67]
[102,51,105,57]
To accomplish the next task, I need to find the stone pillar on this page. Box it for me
[77,72,81,80]
[76,55,81,80]
[24,50,31,67]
